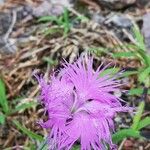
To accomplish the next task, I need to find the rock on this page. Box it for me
[32,1,52,17]
[0,37,17,54]
[137,0,150,7]
[91,12,105,24]
[16,5,33,21]
[0,12,12,35]
[105,14,132,28]
[0,0,5,5]
[50,0,72,15]
[32,0,72,17]
[0,10,19,54]
[142,13,150,53]
[96,0,136,9]
[0,0,73,54]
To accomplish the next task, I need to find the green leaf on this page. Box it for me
[72,145,80,150]
[0,112,5,124]
[137,117,150,130]
[57,16,64,25]
[120,70,138,78]
[138,67,150,85]
[129,88,150,96]
[38,8,71,37]
[132,24,146,51]
[43,28,63,36]
[128,24,150,66]
[88,47,110,56]
[75,15,89,22]
[13,120,43,142]
[99,68,120,77]
[114,43,138,50]
[38,139,48,150]
[12,101,37,113]
[0,79,9,114]
[131,101,145,130]
[43,57,58,66]
[136,49,150,66]
[63,8,70,36]
[113,52,135,58]
[26,142,36,150]
[112,129,141,144]
[38,16,58,22]
[4,146,33,150]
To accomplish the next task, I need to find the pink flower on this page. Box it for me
[37,55,130,150]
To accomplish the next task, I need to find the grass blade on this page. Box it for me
[0,79,9,114]
[72,145,80,150]
[113,52,135,58]
[120,70,138,77]
[99,68,120,77]
[12,101,37,113]
[38,139,48,150]
[131,101,145,130]
[13,120,43,142]
[38,16,57,22]
[132,24,145,51]
[112,129,141,144]
[137,117,150,130]
[138,67,150,85]
[63,8,70,36]
[129,88,150,96]
[0,112,6,124]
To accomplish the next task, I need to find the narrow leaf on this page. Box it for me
[120,70,138,78]
[112,129,141,144]
[129,88,150,96]
[138,67,150,84]
[38,16,57,22]
[131,101,145,130]
[0,79,9,114]
[0,113,5,124]
[43,57,58,66]
[12,101,37,113]
[113,52,135,58]
[13,120,43,141]
[132,24,145,51]
[137,117,150,130]
[100,68,120,77]
[38,139,48,150]
[63,8,70,36]
[72,145,80,150]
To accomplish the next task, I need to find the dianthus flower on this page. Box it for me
[37,55,130,150]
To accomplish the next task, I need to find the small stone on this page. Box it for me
[0,12,12,35]
[137,0,150,7]
[32,0,72,17]
[96,0,136,9]
[91,12,105,24]
[142,13,150,53]
[16,6,33,21]
[32,1,52,17]
[0,37,17,54]
[0,0,5,5]
[105,14,132,28]
[114,117,121,123]
[50,0,72,16]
